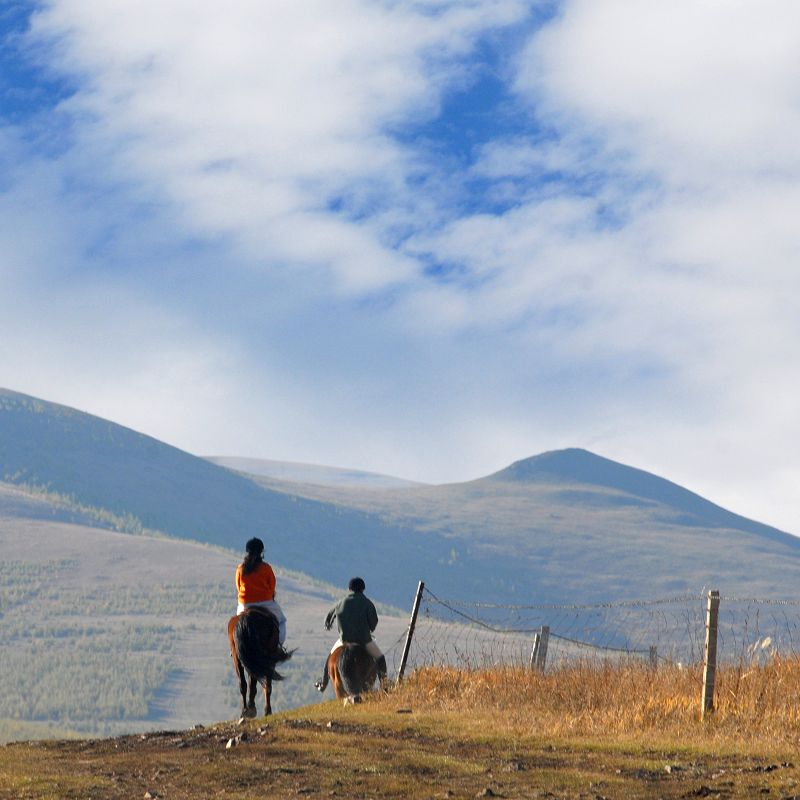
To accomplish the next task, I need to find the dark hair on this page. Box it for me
[348,577,366,593]
[242,537,265,576]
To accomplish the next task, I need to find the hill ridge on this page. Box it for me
[489,447,792,544]
[3,386,800,610]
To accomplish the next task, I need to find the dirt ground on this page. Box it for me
[1,702,798,800]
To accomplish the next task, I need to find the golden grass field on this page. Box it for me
[2,659,800,799]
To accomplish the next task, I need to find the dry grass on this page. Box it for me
[380,656,800,747]
[5,660,800,800]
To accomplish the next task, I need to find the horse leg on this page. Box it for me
[263,676,272,716]
[326,649,346,698]
[235,657,253,718]
[315,656,330,692]
[375,656,388,691]
[242,671,257,718]
[229,616,252,719]
[332,664,346,699]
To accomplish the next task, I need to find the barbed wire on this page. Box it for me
[424,587,707,611]
[392,585,800,675]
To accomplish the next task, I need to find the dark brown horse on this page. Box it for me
[320,643,377,700]
[228,607,292,717]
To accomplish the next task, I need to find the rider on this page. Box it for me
[315,576,387,691]
[235,537,287,646]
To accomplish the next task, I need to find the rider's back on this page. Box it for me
[331,591,378,644]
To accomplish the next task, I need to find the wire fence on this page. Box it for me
[385,584,800,676]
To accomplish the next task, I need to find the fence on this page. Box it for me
[386,581,800,718]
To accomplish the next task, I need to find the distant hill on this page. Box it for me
[0,389,460,607]
[205,456,420,489]
[3,387,800,608]
[242,450,800,603]
[489,449,795,546]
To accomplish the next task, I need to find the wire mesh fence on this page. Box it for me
[385,584,800,676]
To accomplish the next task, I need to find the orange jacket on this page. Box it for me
[236,561,276,605]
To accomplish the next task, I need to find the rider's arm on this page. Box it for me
[367,598,378,632]
[235,564,244,600]
[324,607,337,630]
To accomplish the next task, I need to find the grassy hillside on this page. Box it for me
[0,389,459,607]
[206,455,421,488]
[245,452,800,603]
[4,387,800,609]
[0,503,411,743]
[491,448,796,544]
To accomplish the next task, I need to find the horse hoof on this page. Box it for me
[243,706,257,719]
[343,694,362,706]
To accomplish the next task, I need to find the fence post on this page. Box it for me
[649,646,658,669]
[397,580,425,683]
[701,589,720,720]
[532,625,550,671]
[529,632,541,670]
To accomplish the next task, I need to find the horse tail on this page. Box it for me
[338,644,374,696]
[234,611,294,684]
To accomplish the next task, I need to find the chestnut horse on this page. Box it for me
[321,643,377,700]
[228,607,292,717]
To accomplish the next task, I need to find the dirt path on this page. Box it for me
[2,704,798,800]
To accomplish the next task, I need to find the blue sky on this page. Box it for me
[2,0,800,533]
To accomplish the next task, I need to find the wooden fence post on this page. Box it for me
[529,632,540,670]
[397,580,425,683]
[701,589,720,720]
[531,625,550,671]
[649,646,658,669]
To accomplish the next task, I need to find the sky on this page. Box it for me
[2,0,799,534]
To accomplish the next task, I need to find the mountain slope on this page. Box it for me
[205,456,420,489]
[0,389,450,606]
[242,449,800,602]
[3,387,800,607]
[0,497,411,741]
[491,448,792,545]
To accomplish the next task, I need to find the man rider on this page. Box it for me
[315,576,387,691]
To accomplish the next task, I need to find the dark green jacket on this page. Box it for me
[325,591,378,645]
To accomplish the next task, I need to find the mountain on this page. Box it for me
[205,456,420,489]
[242,451,800,603]
[489,448,794,545]
[2,387,800,608]
[0,388,451,607]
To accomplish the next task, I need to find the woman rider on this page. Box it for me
[235,537,287,645]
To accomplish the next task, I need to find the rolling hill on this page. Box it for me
[3,386,800,608]
[206,456,420,489]
[0,388,450,607]
[241,449,800,603]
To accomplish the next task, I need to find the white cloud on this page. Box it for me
[4,0,800,535]
[504,0,800,529]
[382,0,800,529]
[29,0,529,291]
[515,0,800,181]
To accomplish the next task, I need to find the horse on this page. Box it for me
[321,643,378,701]
[227,607,293,718]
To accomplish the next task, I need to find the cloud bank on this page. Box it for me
[2,0,799,532]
